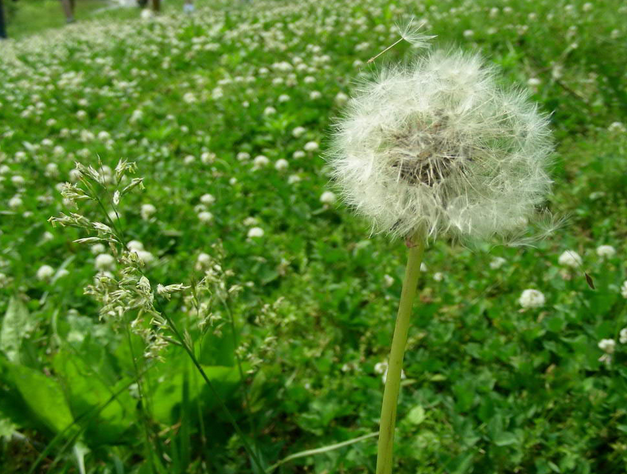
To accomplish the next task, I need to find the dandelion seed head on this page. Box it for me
[328,49,553,241]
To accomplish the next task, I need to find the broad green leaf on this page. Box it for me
[0,297,34,363]
[405,405,425,425]
[9,364,74,433]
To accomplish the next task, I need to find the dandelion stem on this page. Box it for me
[376,232,426,474]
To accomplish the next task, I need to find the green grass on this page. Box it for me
[0,0,626,473]
[4,0,186,40]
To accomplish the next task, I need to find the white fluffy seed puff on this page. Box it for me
[328,50,553,240]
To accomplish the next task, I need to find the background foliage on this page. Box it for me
[1,0,626,472]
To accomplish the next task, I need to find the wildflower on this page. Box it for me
[383,274,394,287]
[196,253,212,270]
[127,240,144,252]
[598,339,616,354]
[200,194,215,206]
[11,175,25,187]
[490,257,506,269]
[433,272,443,281]
[198,211,213,223]
[293,150,306,159]
[95,254,115,271]
[320,191,337,205]
[237,152,251,161]
[201,152,216,164]
[558,250,582,268]
[310,91,322,100]
[264,106,276,116]
[620,328,627,344]
[374,361,405,384]
[292,126,306,138]
[8,195,23,209]
[45,163,59,178]
[184,155,195,165]
[328,50,553,240]
[253,155,270,169]
[335,92,349,105]
[243,217,258,226]
[288,175,301,184]
[527,77,542,87]
[37,265,55,281]
[596,245,616,258]
[141,203,156,221]
[275,159,289,171]
[519,289,545,309]
[248,227,264,238]
[304,141,319,152]
[91,243,106,255]
[621,281,627,299]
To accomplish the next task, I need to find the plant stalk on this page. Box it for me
[376,234,426,474]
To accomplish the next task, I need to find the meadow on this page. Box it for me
[1,0,627,472]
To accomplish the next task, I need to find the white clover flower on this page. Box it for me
[598,339,616,354]
[201,152,216,164]
[335,92,349,105]
[596,245,616,258]
[37,265,55,281]
[196,252,212,270]
[243,217,258,226]
[253,155,270,169]
[248,227,264,238]
[8,195,23,209]
[320,191,337,205]
[310,91,322,100]
[304,141,319,152]
[558,250,582,268]
[91,243,106,255]
[134,250,155,265]
[293,150,306,159]
[328,50,553,240]
[198,211,213,223]
[264,106,276,116]
[621,281,627,299]
[45,163,59,178]
[275,159,289,171]
[141,203,156,221]
[127,240,144,252]
[288,175,301,184]
[237,152,251,162]
[292,126,306,138]
[490,257,506,270]
[519,289,545,309]
[184,155,195,165]
[11,175,25,187]
[620,328,627,345]
[95,253,115,271]
[200,194,215,205]
[433,272,444,281]
[383,274,394,287]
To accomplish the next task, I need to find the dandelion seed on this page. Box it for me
[519,289,545,309]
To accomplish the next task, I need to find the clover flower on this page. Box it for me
[518,289,545,309]
[558,250,582,268]
[596,245,616,258]
[329,50,553,240]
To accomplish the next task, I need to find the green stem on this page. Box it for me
[376,234,426,474]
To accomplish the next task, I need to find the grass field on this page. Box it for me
[1,0,627,473]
